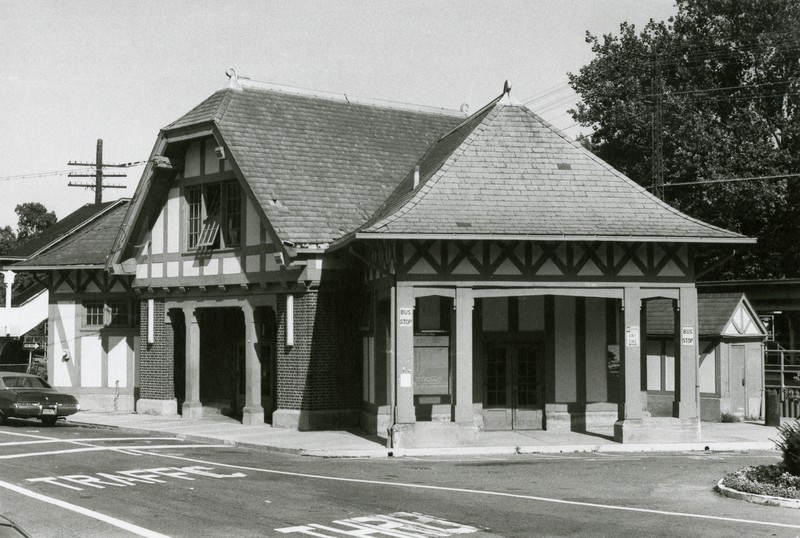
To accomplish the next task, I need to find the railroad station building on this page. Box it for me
[13,73,755,448]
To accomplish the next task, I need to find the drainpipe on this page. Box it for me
[1,270,15,336]
[389,285,397,449]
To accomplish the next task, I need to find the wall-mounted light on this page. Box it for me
[62,352,70,362]
[274,252,286,268]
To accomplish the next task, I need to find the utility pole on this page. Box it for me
[67,139,130,204]
[651,56,665,200]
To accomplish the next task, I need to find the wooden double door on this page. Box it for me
[482,340,544,430]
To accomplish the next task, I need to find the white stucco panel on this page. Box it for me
[151,207,164,255]
[107,336,128,388]
[166,187,180,253]
[222,257,241,275]
[51,302,77,387]
[80,335,102,388]
[183,260,200,277]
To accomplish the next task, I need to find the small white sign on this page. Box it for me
[400,372,412,388]
[682,326,695,346]
[399,307,413,327]
[626,325,640,347]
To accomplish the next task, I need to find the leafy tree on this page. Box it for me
[0,226,15,256]
[568,0,800,279]
[0,203,57,304]
[15,202,56,244]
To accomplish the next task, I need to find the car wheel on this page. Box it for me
[0,413,5,426]
[41,416,57,427]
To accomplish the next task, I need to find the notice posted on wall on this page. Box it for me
[625,325,640,347]
[681,326,695,346]
[399,308,413,327]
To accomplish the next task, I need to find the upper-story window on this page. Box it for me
[186,181,241,250]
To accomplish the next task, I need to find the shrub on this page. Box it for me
[720,412,740,423]
[774,419,800,476]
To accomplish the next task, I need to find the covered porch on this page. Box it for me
[356,239,704,449]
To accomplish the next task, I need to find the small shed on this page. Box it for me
[645,293,767,421]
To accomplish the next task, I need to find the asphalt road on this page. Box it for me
[0,418,798,538]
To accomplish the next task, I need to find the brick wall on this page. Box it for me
[138,299,175,400]
[276,284,362,411]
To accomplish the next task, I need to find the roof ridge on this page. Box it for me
[234,76,466,118]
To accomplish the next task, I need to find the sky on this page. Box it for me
[0,0,678,229]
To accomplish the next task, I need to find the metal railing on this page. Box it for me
[764,347,800,418]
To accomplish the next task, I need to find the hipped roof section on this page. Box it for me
[13,201,130,270]
[343,95,752,246]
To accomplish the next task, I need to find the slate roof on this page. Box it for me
[2,201,120,261]
[646,293,756,336]
[348,96,751,244]
[13,201,129,269]
[163,79,465,245]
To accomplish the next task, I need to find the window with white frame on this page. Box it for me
[85,303,104,326]
[83,301,134,328]
[186,181,241,251]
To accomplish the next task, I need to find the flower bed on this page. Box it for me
[720,464,800,500]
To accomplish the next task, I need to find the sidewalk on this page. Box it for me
[69,411,789,458]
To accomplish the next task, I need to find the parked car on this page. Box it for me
[0,372,80,426]
[0,514,32,537]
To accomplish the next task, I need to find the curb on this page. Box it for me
[715,479,800,509]
[302,442,777,458]
[67,419,778,459]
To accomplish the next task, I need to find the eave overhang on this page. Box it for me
[328,232,756,252]
[9,264,105,271]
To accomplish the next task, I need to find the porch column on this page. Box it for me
[182,306,202,419]
[674,286,699,418]
[453,287,474,423]
[395,285,415,423]
[619,286,643,420]
[242,304,265,425]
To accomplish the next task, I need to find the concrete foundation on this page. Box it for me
[272,409,359,431]
[614,416,701,443]
[545,403,618,435]
[136,398,178,416]
[391,422,478,448]
[360,405,392,441]
[68,388,136,413]
[242,406,265,426]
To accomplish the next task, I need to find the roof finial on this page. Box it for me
[503,80,511,95]
[226,68,242,91]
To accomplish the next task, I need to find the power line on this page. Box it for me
[0,168,94,182]
[651,173,800,189]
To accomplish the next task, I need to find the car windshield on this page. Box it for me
[1,376,49,389]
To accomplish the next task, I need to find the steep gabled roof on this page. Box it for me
[1,201,123,262]
[341,95,752,246]
[161,78,466,245]
[646,293,766,337]
[12,201,129,269]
